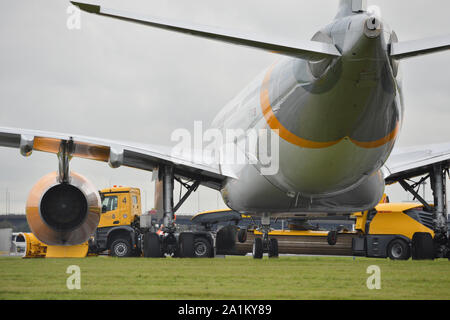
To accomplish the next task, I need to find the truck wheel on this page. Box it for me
[387,239,410,260]
[252,237,263,259]
[179,233,194,258]
[143,232,162,258]
[193,237,212,258]
[110,238,132,257]
[237,228,247,243]
[327,231,338,245]
[412,232,434,260]
[268,238,279,258]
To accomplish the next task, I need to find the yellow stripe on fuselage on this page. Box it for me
[259,63,398,149]
[350,122,399,149]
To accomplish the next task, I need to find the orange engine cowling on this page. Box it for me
[26,171,101,246]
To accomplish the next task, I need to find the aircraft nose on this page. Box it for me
[364,16,382,38]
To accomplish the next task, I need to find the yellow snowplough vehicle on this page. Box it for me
[14,232,89,258]
[209,198,437,260]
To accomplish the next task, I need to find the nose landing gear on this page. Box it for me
[252,214,279,259]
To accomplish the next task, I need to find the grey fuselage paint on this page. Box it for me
[212,10,403,217]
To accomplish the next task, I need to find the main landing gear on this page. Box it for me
[143,165,201,258]
[252,214,279,259]
[397,163,449,259]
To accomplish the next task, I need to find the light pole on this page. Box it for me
[5,188,9,214]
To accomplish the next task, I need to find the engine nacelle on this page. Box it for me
[26,171,101,246]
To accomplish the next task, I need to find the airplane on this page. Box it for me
[0,0,449,258]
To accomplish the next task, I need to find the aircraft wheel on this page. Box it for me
[268,238,279,258]
[252,237,263,259]
[412,232,434,260]
[327,231,338,245]
[237,228,247,243]
[193,237,212,258]
[143,232,162,258]
[179,233,195,258]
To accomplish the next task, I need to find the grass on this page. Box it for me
[0,255,449,300]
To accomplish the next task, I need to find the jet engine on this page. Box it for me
[26,171,101,246]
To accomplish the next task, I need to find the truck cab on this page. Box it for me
[90,187,143,257]
[100,187,141,228]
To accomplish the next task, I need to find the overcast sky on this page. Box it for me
[0,0,449,215]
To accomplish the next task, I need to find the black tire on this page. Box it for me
[412,232,434,260]
[179,233,195,258]
[143,232,162,258]
[387,239,410,260]
[252,237,263,259]
[268,238,279,258]
[216,225,237,251]
[327,231,338,246]
[237,228,247,243]
[110,238,132,257]
[193,237,213,258]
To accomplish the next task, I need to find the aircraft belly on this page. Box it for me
[221,163,384,215]
[221,162,295,213]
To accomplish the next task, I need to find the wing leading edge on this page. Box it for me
[0,127,228,190]
[382,143,450,184]
[70,1,341,62]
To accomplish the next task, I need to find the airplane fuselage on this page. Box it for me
[214,12,403,216]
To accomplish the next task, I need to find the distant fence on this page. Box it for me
[0,215,30,232]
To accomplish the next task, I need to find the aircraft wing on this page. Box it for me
[0,127,228,189]
[382,143,450,184]
[70,2,341,62]
[391,34,450,60]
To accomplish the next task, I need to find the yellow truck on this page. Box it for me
[90,186,218,258]
[88,187,143,257]
[351,202,436,260]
